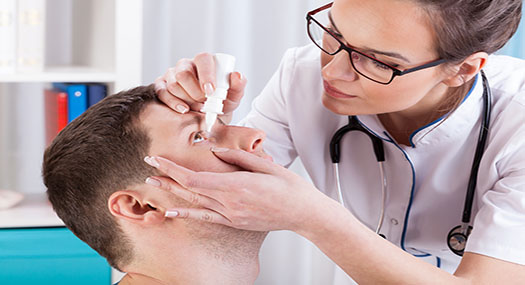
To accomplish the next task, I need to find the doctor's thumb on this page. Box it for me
[211,147,277,174]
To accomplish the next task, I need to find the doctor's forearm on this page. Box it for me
[297,197,469,284]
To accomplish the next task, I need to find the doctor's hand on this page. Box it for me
[155,53,247,124]
[143,148,332,232]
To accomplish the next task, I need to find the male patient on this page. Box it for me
[42,85,269,284]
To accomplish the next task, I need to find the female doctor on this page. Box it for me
[148,0,525,283]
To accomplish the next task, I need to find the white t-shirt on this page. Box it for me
[241,44,525,275]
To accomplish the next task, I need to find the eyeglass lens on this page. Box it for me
[308,8,395,84]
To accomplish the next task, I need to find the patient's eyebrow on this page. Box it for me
[179,115,201,134]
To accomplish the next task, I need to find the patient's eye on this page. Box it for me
[192,131,207,143]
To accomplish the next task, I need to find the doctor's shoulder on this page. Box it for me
[483,54,525,116]
[479,55,525,175]
[482,54,525,130]
[270,44,324,104]
[279,44,322,78]
[483,54,525,97]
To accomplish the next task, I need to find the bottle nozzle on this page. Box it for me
[205,112,217,133]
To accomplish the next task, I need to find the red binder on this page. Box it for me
[44,89,68,146]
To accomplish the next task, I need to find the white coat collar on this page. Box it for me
[356,73,483,147]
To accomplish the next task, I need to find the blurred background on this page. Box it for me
[0,0,523,284]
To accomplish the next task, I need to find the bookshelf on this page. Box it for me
[0,0,143,192]
[0,0,143,283]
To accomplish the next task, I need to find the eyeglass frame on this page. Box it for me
[306,2,447,85]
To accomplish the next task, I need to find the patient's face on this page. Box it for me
[140,102,270,172]
[135,102,268,254]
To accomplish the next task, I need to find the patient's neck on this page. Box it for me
[121,229,267,285]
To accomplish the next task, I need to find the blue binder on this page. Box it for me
[53,83,88,123]
[88,84,107,107]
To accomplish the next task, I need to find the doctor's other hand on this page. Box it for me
[155,53,247,124]
[144,149,333,233]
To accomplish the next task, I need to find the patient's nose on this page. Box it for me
[220,126,266,152]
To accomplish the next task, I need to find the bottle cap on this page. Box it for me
[214,53,236,89]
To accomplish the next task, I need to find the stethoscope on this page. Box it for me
[329,70,492,256]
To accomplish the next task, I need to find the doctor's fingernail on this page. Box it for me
[145,177,161,187]
[237,72,244,81]
[165,210,179,217]
[154,82,165,92]
[175,104,189,114]
[211,147,229,153]
[144,156,160,168]
[204,83,214,94]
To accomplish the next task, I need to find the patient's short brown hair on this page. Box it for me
[43,85,158,270]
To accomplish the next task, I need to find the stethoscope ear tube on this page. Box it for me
[447,70,492,256]
[330,116,385,163]
[330,115,387,235]
[461,70,492,224]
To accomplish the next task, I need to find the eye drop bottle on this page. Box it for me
[202,53,236,132]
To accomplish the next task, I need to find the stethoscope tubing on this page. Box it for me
[330,70,492,255]
[462,70,492,224]
[333,161,386,235]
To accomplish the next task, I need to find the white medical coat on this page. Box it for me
[241,44,525,277]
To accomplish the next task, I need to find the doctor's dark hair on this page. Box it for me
[414,0,522,116]
[416,0,522,62]
[43,85,159,271]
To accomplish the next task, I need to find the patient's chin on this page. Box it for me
[186,220,268,262]
[187,219,268,242]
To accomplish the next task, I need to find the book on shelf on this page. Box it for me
[44,89,67,146]
[52,83,88,123]
[87,83,108,107]
[44,83,107,144]
[17,0,45,73]
[0,0,16,74]
[51,82,108,123]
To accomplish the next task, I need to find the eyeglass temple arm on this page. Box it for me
[307,2,333,18]
[396,59,448,76]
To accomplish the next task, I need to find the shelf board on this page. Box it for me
[0,66,117,83]
[0,192,64,228]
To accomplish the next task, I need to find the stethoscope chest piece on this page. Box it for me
[447,224,473,256]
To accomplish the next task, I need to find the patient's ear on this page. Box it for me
[442,52,488,87]
[108,190,165,225]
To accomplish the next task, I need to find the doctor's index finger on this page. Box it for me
[193,53,217,94]
[155,77,190,114]
[144,156,230,194]
[165,208,233,226]
[212,148,280,175]
[170,60,208,103]
[147,176,226,211]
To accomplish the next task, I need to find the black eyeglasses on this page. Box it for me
[306,2,446,85]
